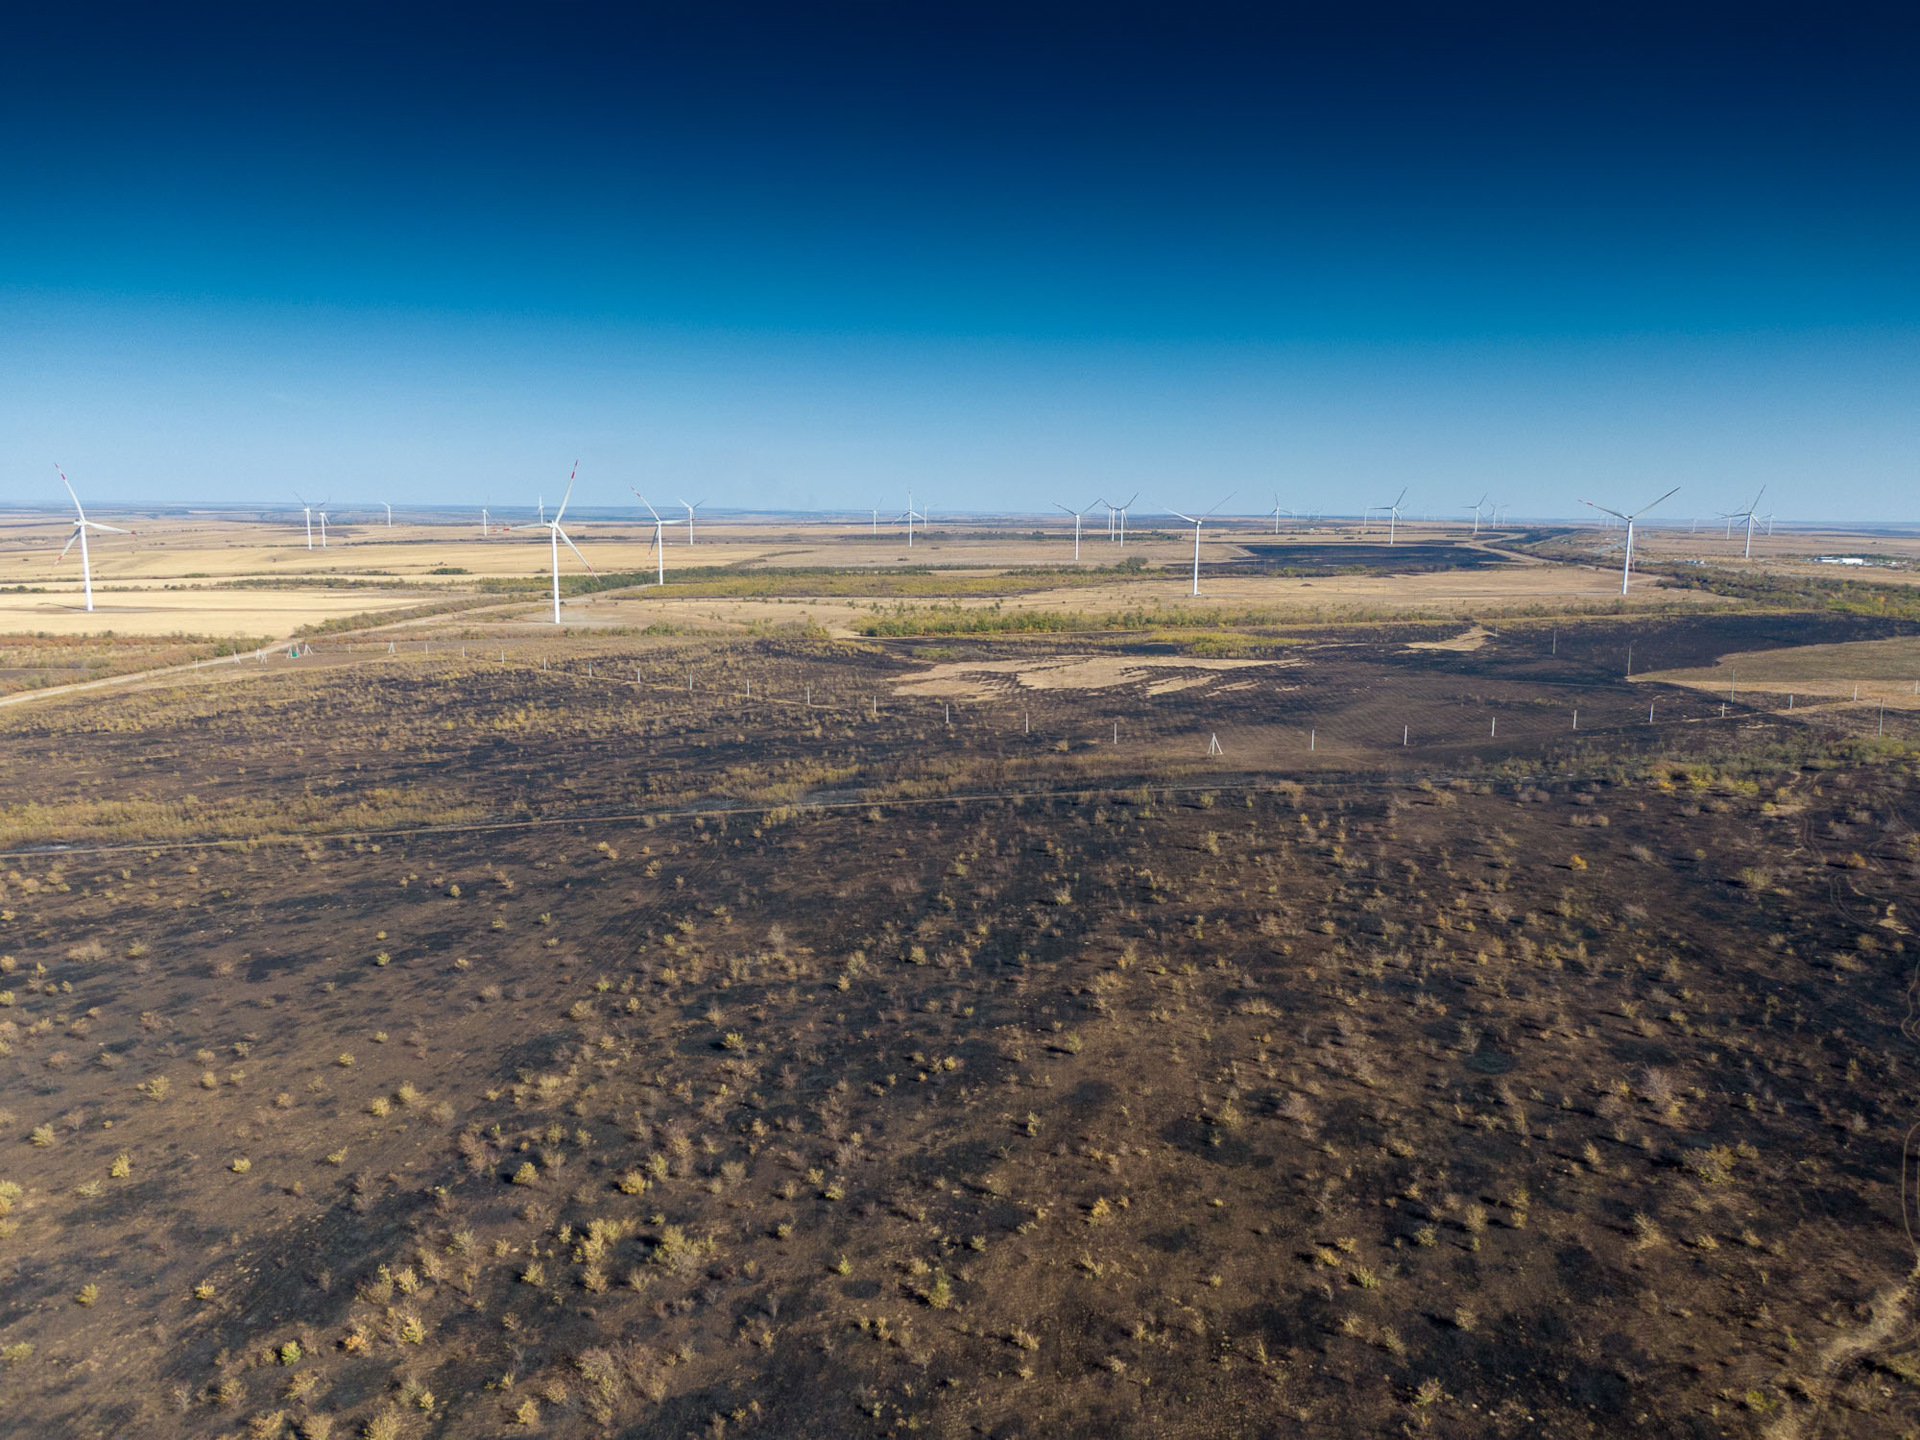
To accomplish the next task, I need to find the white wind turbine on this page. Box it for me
[1109,492,1139,545]
[1466,493,1488,536]
[1054,499,1101,560]
[536,463,593,624]
[318,504,330,548]
[51,465,131,613]
[382,502,391,528]
[1162,495,1233,597]
[899,491,925,547]
[678,497,706,545]
[631,491,668,585]
[1374,487,1408,545]
[292,491,326,549]
[1728,487,1765,558]
[1581,485,1679,596]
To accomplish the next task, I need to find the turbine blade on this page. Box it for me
[55,464,85,521]
[630,488,661,521]
[1199,493,1234,518]
[556,526,594,573]
[1581,500,1629,521]
[552,462,579,525]
[84,521,131,534]
[1628,486,1681,520]
[53,528,79,564]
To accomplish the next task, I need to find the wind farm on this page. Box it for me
[5,485,1920,1440]
[4,3,1918,1435]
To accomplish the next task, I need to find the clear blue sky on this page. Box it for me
[2,2,1916,520]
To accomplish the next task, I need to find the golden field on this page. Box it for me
[0,510,1743,641]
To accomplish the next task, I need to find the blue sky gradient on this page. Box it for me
[3,2,1916,520]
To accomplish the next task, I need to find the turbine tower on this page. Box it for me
[1162,496,1233,598]
[52,465,131,614]
[1581,485,1679,596]
[293,492,320,549]
[1728,487,1766,559]
[678,497,707,545]
[537,463,592,625]
[1054,499,1100,560]
[1375,487,1408,546]
[631,491,668,585]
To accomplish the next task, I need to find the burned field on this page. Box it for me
[1229,542,1520,576]
[2,617,1920,1438]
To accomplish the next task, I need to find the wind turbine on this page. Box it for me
[1466,493,1489,536]
[1371,488,1408,545]
[631,491,668,585]
[318,505,330,548]
[537,463,593,624]
[383,502,392,528]
[1054,499,1100,560]
[1581,485,1679,596]
[900,491,925,547]
[1162,496,1233,597]
[678,497,706,545]
[51,465,131,613]
[481,506,492,537]
[1110,492,1138,545]
[292,492,323,549]
[1728,487,1765,558]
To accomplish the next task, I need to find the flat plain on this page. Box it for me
[2,518,1920,1438]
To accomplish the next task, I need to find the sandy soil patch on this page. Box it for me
[1406,625,1492,652]
[892,654,1290,700]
